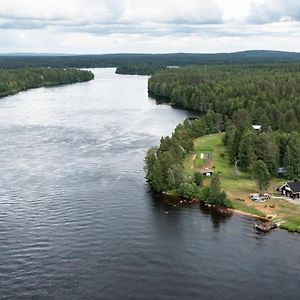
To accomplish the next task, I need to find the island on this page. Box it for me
[145,63,300,232]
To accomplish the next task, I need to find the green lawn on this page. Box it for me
[271,199,300,232]
[190,133,264,202]
[231,199,266,217]
[194,133,227,172]
[184,133,300,230]
[187,133,285,196]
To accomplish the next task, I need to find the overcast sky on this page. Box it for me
[0,0,299,54]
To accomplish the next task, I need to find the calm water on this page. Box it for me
[0,68,299,300]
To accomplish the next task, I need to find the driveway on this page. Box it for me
[272,196,300,205]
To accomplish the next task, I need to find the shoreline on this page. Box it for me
[0,79,94,99]
[162,191,265,219]
[0,68,94,99]
[161,191,287,231]
[227,207,268,220]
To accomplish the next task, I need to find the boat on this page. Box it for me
[254,221,278,232]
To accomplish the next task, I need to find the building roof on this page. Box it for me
[287,182,300,193]
[252,125,262,130]
[277,167,287,174]
[201,167,213,174]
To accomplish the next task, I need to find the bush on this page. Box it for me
[198,186,211,202]
[176,183,199,199]
[194,172,203,186]
[197,187,232,208]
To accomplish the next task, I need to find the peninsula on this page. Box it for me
[145,63,300,232]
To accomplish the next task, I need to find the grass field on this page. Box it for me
[184,133,300,231]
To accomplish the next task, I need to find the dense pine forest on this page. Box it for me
[0,68,94,98]
[1,50,300,69]
[148,64,300,132]
[116,64,164,75]
[145,63,300,203]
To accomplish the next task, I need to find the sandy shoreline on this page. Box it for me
[162,191,270,221]
[228,208,267,220]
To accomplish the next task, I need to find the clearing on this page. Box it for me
[184,132,300,232]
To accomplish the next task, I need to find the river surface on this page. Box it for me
[0,68,299,300]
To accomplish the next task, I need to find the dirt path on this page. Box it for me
[191,154,197,169]
[200,159,213,173]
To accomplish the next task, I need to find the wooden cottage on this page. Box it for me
[277,182,300,199]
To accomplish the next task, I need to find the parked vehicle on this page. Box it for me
[249,193,270,202]
[250,193,260,201]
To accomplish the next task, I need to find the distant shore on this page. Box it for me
[0,68,94,99]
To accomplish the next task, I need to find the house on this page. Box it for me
[277,182,300,199]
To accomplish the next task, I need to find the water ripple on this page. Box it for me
[0,69,299,300]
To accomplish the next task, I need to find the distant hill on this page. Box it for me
[0,50,300,68]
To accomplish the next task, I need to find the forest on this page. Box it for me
[148,63,300,132]
[116,64,164,75]
[0,68,94,98]
[1,50,300,69]
[145,114,231,208]
[145,63,300,202]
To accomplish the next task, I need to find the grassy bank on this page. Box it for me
[184,133,300,231]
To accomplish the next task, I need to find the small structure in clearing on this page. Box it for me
[252,124,262,131]
[201,167,213,177]
[277,167,288,176]
[198,151,213,177]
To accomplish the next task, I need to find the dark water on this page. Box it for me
[0,69,299,300]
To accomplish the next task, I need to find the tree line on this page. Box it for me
[148,64,300,133]
[224,118,300,181]
[1,50,300,69]
[116,64,165,75]
[145,113,231,208]
[0,68,94,98]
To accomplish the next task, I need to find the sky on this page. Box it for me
[0,0,299,54]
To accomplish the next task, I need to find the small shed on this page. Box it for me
[277,167,287,176]
[202,168,213,177]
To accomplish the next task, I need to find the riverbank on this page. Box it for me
[163,190,268,220]
[0,68,94,99]
[183,132,300,233]
[0,80,91,99]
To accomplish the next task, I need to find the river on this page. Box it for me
[0,68,299,299]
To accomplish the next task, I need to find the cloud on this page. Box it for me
[0,1,299,32]
[0,0,299,53]
[0,0,223,29]
[0,19,50,30]
[246,0,300,23]
[121,0,223,24]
